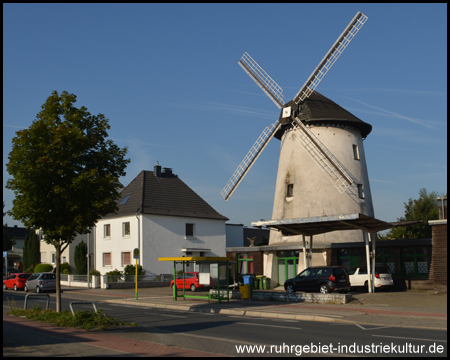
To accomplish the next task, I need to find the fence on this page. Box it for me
[58,274,173,289]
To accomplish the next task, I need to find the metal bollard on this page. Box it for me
[24,293,50,310]
[69,301,98,316]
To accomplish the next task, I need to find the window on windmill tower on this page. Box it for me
[353,144,360,160]
[358,184,365,199]
[286,184,294,197]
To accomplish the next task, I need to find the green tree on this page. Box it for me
[6,91,130,311]
[23,229,40,270]
[3,202,15,251]
[379,188,440,240]
[74,241,87,275]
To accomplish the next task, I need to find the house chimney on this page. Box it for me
[437,197,447,220]
[162,167,173,176]
[154,161,161,177]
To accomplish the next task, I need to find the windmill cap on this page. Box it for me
[275,91,372,140]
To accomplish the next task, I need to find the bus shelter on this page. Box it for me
[158,257,231,304]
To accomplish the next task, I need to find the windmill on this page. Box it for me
[222,12,374,245]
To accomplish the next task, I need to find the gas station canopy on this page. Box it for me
[251,213,419,236]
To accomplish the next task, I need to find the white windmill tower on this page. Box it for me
[222,13,372,261]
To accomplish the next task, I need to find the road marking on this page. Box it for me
[160,314,187,318]
[356,324,392,331]
[271,319,298,323]
[236,322,301,330]
[372,335,447,343]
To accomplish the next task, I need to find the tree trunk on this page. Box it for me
[55,243,61,312]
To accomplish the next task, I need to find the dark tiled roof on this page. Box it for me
[103,170,228,221]
[7,227,31,240]
[275,91,372,140]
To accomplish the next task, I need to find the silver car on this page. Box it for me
[24,272,56,293]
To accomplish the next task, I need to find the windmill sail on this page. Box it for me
[221,121,282,201]
[239,52,285,109]
[290,117,353,194]
[293,12,368,105]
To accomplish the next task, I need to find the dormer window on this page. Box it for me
[120,194,131,205]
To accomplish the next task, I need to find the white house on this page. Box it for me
[95,163,229,276]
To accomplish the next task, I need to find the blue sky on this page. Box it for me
[3,4,447,230]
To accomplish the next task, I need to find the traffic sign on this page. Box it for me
[133,248,140,259]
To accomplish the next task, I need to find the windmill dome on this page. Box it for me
[274,91,372,140]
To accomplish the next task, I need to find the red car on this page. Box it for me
[170,272,210,292]
[3,273,31,291]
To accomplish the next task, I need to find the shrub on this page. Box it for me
[60,262,71,274]
[123,264,145,276]
[90,270,101,276]
[106,269,122,282]
[34,263,54,273]
[24,265,35,274]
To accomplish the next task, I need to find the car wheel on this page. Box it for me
[3,283,7,290]
[319,284,330,294]
[190,284,196,292]
[24,285,28,292]
[37,286,41,293]
[285,284,295,293]
[14,284,18,291]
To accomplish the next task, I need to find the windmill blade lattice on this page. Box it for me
[293,12,368,105]
[221,121,282,201]
[239,52,285,109]
[290,117,353,194]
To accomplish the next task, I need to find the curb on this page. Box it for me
[104,298,352,324]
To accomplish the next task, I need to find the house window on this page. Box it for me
[286,184,294,198]
[62,256,66,263]
[104,224,111,238]
[186,223,195,237]
[402,247,429,278]
[51,253,56,264]
[358,184,365,199]
[122,222,130,237]
[120,194,131,205]
[122,252,131,266]
[103,253,112,267]
[353,144,360,160]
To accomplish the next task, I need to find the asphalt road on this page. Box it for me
[3,290,447,357]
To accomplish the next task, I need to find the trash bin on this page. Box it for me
[260,276,266,290]
[263,277,271,290]
[255,275,263,290]
[239,284,249,299]
[243,275,255,298]
[253,277,259,290]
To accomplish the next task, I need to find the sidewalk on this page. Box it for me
[3,314,223,357]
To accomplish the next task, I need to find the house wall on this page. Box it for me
[96,214,226,276]
[141,215,226,276]
[96,215,140,275]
